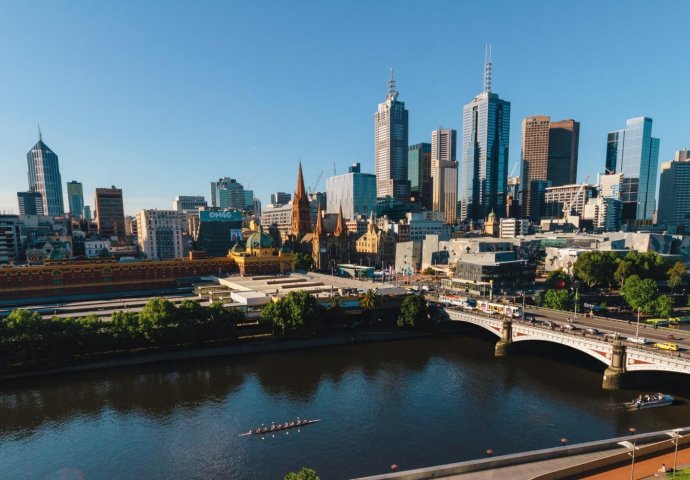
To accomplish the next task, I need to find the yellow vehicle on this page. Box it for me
[653,342,679,351]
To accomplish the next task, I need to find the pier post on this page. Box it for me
[495,318,513,357]
[602,340,627,390]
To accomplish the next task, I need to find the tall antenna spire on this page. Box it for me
[483,44,492,93]
[38,124,42,142]
[387,67,398,100]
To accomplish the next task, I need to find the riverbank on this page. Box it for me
[0,326,455,382]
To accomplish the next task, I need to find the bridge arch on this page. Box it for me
[510,336,611,367]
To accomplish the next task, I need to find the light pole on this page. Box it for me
[636,307,641,340]
[617,440,638,480]
[665,429,684,478]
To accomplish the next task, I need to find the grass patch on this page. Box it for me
[666,466,690,478]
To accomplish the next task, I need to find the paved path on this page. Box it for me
[578,444,690,479]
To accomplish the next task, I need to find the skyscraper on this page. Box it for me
[95,186,125,237]
[408,143,432,209]
[17,190,44,215]
[460,47,511,222]
[520,117,580,220]
[606,117,660,223]
[374,70,410,201]
[27,130,64,216]
[271,192,291,206]
[210,178,250,210]
[431,128,458,224]
[658,148,690,233]
[66,181,84,218]
[326,162,377,220]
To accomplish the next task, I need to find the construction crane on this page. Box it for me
[309,170,323,194]
[562,175,590,218]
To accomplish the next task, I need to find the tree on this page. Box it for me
[546,269,570,289]
[295,253,313,271]
[543,289,573,311]
[422,267,434,276]
[614,260,633,288]
[260,300,287,335]
[138,298,177,342]
[667,261,687,290]
[397,294,429,328]
[653,294,674,318]
[284,468,320,480]
[622,275,658,314]
[360,289,379,326]
[572,251,618,289]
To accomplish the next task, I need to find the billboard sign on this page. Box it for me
[199,210,243,223]
[230,229,243,242]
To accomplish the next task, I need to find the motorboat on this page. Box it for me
[626,393,674,410]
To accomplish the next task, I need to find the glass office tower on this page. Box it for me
[27,133,64,216]
[67,181,84,218]
[408,143,432,209]
[460,51,510,222]
[605,117,660,223]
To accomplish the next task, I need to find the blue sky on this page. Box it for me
[1,0,688,215]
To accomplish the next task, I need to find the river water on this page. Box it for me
[1,330,689,480]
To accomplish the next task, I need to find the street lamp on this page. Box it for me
[617,440,639,480]
[665,428,684,477]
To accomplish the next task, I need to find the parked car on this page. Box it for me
[654,342,679,351]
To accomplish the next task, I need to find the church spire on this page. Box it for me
[295,161,307,199]
[314,204,325,238]
[334,204,347,237]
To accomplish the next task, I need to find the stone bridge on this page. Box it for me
[443,307,690,389]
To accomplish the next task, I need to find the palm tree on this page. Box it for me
[360,289,379,326]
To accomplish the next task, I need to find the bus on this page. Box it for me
[476,300,523,318]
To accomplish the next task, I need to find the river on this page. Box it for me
[1,329,689,479]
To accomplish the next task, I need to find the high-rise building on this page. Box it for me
[271,192,291,206]
[253,198,262,217]
[136,210,187,260]
[66,181,84,218]
[173,195,208,214]
[658,148,690,233]
[606,117,660,223]
[95,187,125,237]
[460,47,511,222]
[210,178,250,210]
[374,70,410,201]
[243,190,254,212]
[431,128,458,224]
[520,116,580,221]
[27,130,64,216]
[326,162,377,221]
[0,215,22,264]
[408,143,432,209]
[548,119,579,186]
[543,184,596,219]
[17,190,44,215]
[83,205,92,223]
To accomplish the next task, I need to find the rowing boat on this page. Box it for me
[239,419,320,437]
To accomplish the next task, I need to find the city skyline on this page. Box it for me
[1,1,689,215]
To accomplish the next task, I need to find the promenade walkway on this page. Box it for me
[579,445,690,479]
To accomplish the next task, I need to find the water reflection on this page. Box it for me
[1,334,689,479]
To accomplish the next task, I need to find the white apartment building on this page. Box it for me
[136,209,186,260]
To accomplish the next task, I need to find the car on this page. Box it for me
[654,342,679,351]
[585,327,599,335]
[563,324,578,332]
[627,337,649,345]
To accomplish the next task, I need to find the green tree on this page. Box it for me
[622,275,658,314]
[546,269,570,289]
[325,295,346,328]
[614,259,633,287]
[295,253,313,270]
[572,251,618,289]
[653,294,674,318]
[422,267,434,275]
[543,289,573,311]
[260,299,288,335]
[667,261,687,290]
[284,467,320,480]
[138,298,177,342]
[284,291,320,332]
[360,289,379,324]
[111,310,142,348]
[397,294,429,328]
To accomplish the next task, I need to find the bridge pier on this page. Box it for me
[602,341,627,390]
[495,318,513,357]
